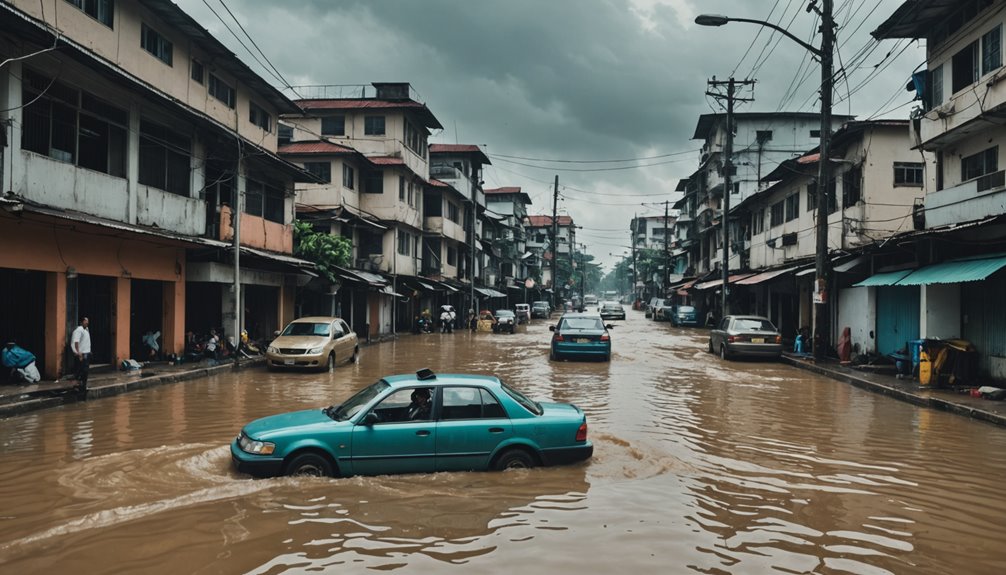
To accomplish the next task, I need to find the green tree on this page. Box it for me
[293,222,353,284]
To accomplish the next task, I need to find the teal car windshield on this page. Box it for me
[559,317,605,330]
[501,381,542,415]
[328,380,390,421]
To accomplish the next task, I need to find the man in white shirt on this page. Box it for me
[70,316,91,394]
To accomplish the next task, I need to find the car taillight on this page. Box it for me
[600,333,610,341]
[727,335,737,343]
[775,335,782,344]
[575,422,588,441]
[553,334,564,342]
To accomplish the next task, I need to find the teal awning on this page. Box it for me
[897,255,1006,286]
[852,269,913,287]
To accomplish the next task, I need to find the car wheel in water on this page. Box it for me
[720,345,730,361]
[350,346,359,363]
[285,452,333,477]
[549,348,558,361]
[708,339,714,354]
[326,353,335,372]
[494,449,535,471]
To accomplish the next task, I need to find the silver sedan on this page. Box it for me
[708,315,783,360]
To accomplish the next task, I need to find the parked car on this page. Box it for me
[644,297,659,318]
[494,309,517,333]
[265,316,359,371]
[671,305,700,327]
[708,315,783,360]
[549,312,614,361]
[652,299,674,321]
[599,301,626,321]
[515,303,531,324]
[531,301,552,318]
[230,368,593,477]
[583,294,598,307]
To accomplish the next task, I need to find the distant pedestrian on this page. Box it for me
[205,329,220,361]
[70,316,91,394]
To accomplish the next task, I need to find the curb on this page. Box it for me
[780,355,1006,428]
[0,357,266,419]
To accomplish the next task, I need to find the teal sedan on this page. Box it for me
[549,313,613,361]
[231,369,592,477]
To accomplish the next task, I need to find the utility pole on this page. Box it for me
[814,0,835,361]
[706,77,754,321]
[663,201,670,296]
[551,174,559,310]
[233,142,242,369]
[630,217,638,302]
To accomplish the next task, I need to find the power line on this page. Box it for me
[488,149,699,164]
[489,155,694,172]
[214,0,302,98]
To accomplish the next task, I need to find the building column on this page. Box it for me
[113,277,131,365]
[45,272,67,379]
[279,281,296,330]
[163,280,185,358]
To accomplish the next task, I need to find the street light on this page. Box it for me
[696,2,834,361]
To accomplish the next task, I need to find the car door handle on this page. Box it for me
[415,430,431,437]
[488,427,504,433]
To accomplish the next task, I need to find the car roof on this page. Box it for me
[496,309,514,314]
[289,316,342,323]
[728,315,772,320]
[382,372,501,389]
[559,312,603,319]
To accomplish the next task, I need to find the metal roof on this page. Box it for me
[852,269,914,287]
[872,0,964,39]
[896,255,1006,286]
[429,144,491,165]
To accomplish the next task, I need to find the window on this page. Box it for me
[208,74,235,108]
[842,167,862,207]
[441,387,491,420]
[399,176,406,201]
[756,130,773,143]
[249,102,271,131]
[21,69,127,178]
[827,179,838,214]
[398,231,412,256]
[809,129,821,138]
[447,245,457,266]
[404,119,427,158]
[785,193,800,221]
[304,162,331,183]
[983,26,1002,76]
[448,202,459,223]
[278,124,292,145]
[407,180,415,206]
[191,59,204,84]
[363,171,384,194]
[65,0,113,27]
[321,116,344,136]
[364,115,385,135]
[952,41,979,93]
[770,201,784,227]
[138,120,190,196]
[342,164,355,189]
[245,179,286,223]
[931,64,944,107]
[961,147,998,181]
[752,209,764,235]
[894,162,924,186]
[807,182,817,212]
[141,23,172,66]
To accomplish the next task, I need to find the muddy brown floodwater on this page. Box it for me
[2,310,1006,574]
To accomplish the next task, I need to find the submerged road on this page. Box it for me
[2,309,1005,574]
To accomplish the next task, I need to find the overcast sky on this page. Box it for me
[176,0,922,273]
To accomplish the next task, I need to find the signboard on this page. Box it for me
[813,278,827,304]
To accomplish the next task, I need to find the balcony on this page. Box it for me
[925,174,1006,229]
[919,75,1006,150]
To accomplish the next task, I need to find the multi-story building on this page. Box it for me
[525,215,578,290]
[681,112,853,279]
[732,121,922,341]
[483,187,531,297]
[863,0,1006,379]
[0,0,313,377]
[280,83,442,336]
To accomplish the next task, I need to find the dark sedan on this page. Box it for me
[671,305,700,327]
[708,315,783,360]
[599,301,626,321]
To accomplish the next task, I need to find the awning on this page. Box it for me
[852,269,914,287]
[476,288,506,298]
[353,271,388,286]
[380,285,405,298]
[675,279,698,296]
[833,256,866,273]
[896,255,1006,286]
[735,267,797,286]
[693,274,754,290]
[795,266,817,277]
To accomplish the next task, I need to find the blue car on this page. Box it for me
[231,369,592,478]
[549,312,613,361]
[672,305,700,327]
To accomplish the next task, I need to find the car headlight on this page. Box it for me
[238,434,275,455]
[267,346,279,354]
[307,346,325,354]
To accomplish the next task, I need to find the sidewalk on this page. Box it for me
[781,353,1006,427]
[0,357,266,418]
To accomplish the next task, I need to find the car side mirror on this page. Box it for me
[361,412,380,426]
[549,325,556,332]
[605,324,614,330]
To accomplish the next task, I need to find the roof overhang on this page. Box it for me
[872,0,963,40]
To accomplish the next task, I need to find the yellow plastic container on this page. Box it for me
[918,350,932,386]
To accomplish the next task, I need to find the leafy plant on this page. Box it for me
[293,222,353,284]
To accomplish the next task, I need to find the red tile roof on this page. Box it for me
[429,178,449,187]
[279,141,357,155]
[484,186,522,195]
[367,156,405,166]
[429,144,491,165]
[294,99,443,129]
[527,215,573,227]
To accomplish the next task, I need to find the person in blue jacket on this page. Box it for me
[2,342,41,383]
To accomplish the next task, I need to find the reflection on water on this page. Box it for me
[2,313,1006,573]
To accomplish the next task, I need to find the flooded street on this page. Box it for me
[2,310,1006,574]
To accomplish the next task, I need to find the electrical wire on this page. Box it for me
[488,149,699,164]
